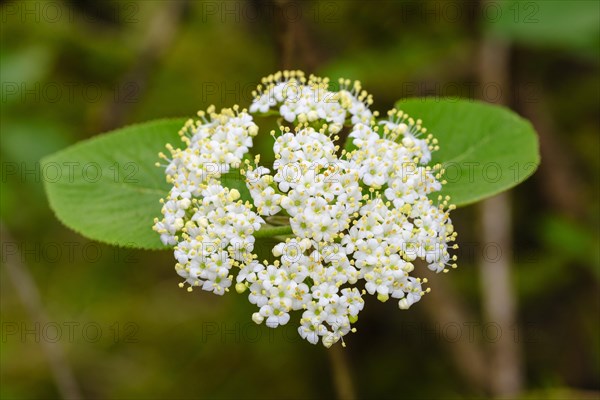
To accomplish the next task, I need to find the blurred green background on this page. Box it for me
[1,1,598,399]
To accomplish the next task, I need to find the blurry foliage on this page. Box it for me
[486,0,600,59]
[1,0,598,399]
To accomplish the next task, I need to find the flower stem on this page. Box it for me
[327,345,356,400]
[254,224,293,239]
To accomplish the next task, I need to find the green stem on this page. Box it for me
[328,345,356,400]
[254,224,293,239]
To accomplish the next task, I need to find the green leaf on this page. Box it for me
[42,119,288,250]
[395,98,540,207]
[42,119,187,250]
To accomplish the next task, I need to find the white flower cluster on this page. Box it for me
[250,70,373,133]
[155,71,458,348]
[153,106,263,295]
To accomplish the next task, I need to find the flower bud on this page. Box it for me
[252,312,264,324]
[235,283,247,293]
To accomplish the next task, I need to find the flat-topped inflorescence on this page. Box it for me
[154,71,457,347]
